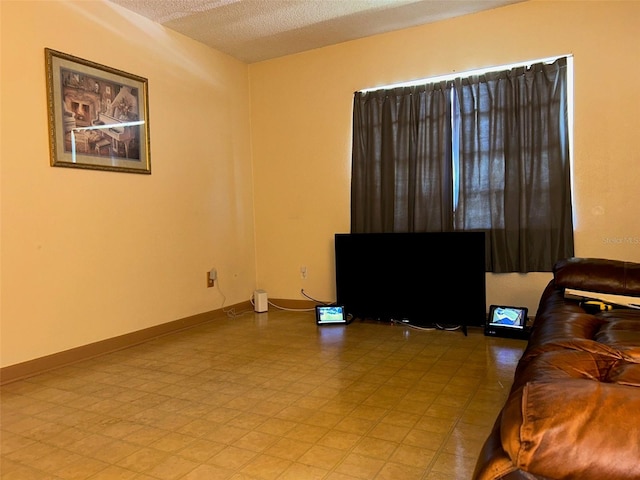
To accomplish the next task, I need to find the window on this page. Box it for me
[351,57,574,272]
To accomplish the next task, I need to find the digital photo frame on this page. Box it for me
[485,305,529,339]
[315,305,348,325]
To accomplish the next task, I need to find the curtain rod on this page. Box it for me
[359,54,572,93]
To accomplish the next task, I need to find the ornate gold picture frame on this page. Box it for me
[45,48,151,174]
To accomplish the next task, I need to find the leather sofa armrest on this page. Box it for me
[501,379,640,480]
[553,257,640,297]
[473,416,520,480]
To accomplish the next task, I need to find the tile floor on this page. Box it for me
[1,308,526,480]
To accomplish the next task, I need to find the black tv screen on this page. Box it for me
[335,232,486,332]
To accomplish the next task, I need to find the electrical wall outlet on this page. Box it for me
[207,268,217,288]
[300,266,307,279]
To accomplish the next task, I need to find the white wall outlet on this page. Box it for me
[207,268,217,287]
[300,266,307,279]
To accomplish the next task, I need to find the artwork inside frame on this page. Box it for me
[45,48,151,174]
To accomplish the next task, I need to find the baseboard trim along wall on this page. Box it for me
[0,301,252,385]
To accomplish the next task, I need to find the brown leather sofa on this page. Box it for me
[473,257,640,480]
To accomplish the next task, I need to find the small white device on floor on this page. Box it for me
[254,290,268,312]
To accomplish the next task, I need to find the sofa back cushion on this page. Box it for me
[553,257,640,297]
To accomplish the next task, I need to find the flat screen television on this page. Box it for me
[335,232,486,334]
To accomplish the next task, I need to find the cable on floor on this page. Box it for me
[214,277,252,318]
[390,319,464,331]
[300,289,333,305]
[390,319,437,330]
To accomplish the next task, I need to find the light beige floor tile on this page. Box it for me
[283,423,329,443]
[380,410,420,428]
[143,454,200,480]
[413,414,456,434]
[179,463,235,480]
[351,436,399,460]
[297,444,347,470]
[121,425,169,447]
[53,456,109,480]
[430,450,478,477]
[115,447,168,473]
[403,428,448,450]
[368,422,411,443]
[316,429,362,450]
[232,430,280,453]
[176,437,226,463]
[264,437,314,461]
[240,454,292,480]
[208,445,258,469]
[277,461,328,480]
[149,431,198,453]
[324,472,361,480]
[333,415,377,435]
[0,431,37,454]
[86,464,138,479]
[334,451,385,479]
[1,310,525,480]
[375,461,427,480]
[389,443,437,469]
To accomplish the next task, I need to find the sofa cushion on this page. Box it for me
[553,257,640,297]
[608,361,640,387]
[474,258,640,480]
[501,379,640,480]
[514,348,617,387]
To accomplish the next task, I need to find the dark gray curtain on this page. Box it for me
[351,83,452,232]
[350,58,573,272]
[454,57,573,272]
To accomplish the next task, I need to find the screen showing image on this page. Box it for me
[316,306,346,324]
[489,306,527,329]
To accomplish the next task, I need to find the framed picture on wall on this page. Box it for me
[44,48,151,174]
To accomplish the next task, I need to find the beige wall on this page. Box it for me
[2,0,640,369]
[1,1,257,368]
[249,0,640,313]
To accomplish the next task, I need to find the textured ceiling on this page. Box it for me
[107,0,525,63]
